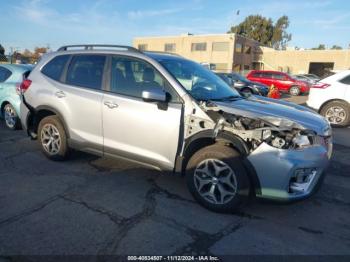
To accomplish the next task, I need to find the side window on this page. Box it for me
[0,67,12,82]
[273,73,284,80]
[339,75,350,85]
[110,56,180,102]
[66,55,106,90]
[252,72,261,78]
[261,73,273,79]
[41,55,70,81]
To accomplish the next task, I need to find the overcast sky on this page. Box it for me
[1,0,349,52]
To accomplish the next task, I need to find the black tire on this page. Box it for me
[185,144,250,213]
[38,115,69,161]
[289,85,301,96]
[3,103,21,130]
[320,101,350,127]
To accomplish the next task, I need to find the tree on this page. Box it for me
[330,45,342,50]
[32,47,48,62]
[0,44,5,55]
[311,44,326,50]
[228,15,292,49]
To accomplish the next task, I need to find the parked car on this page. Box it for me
[216,72,268,96]
[302,74,320,82]
[294,74,317,84]
[20,45,332,213]
[0,64,32,129]
[307,70,350,127]
[247,70,311,96]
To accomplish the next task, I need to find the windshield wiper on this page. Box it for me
[210,95,243,102]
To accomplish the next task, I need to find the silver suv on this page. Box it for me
[20,45,333,213]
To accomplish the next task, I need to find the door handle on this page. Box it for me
[55,90,66,98]
[104,101,118,109]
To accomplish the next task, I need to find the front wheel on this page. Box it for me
[3,103,20,130]
[38,115,69,161]
[320,101,350,127]
[185,144,250,213]
[289,86,301,96]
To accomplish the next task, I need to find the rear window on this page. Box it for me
[0,67,12,82]
[339,74,350,85]
[66,55,106,90]
[41,55,70,81]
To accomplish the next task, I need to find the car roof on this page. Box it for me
[250,70,286,74]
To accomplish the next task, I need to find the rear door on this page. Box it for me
[272,73,291,91]
[44,54,107,153]
[260,72,274,87]
[102,55,183,170]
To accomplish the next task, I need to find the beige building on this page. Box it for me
[133,33,350,76]
[259,47,350,76]
[133,33,261,73]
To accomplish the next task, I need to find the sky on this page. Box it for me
[1,0,350,53]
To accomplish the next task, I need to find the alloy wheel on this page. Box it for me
[290,86,300,96]
[194,159,237,205]
[41,124,61,155]
[4,105,17,129]
[325,106,347,124]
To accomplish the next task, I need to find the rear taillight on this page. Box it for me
[312,82,330,89]
[19,79,32,93]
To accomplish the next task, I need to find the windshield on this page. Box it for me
[155,57,241,101]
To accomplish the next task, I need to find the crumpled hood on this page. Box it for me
[213,97,331,136]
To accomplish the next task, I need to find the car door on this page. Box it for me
[338,74,350,102]
[260,72,273,87]
[272,73,289,91]
[102,55,183,170]
[49,54,107,153]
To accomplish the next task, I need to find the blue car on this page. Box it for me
[0,64,32,130]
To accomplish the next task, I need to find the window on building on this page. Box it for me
[138,44,148,51]
[244,45,251,54]
[244,65,250,70]
[232,64,240,72]
[66,55,106,90]
[0,67,12,82]
[191,43,207,51]
[214,63,228,71]
[235,43,242,53]
[164,43,176,52]
[109,56,180,102]
[41,55,70,81]
[339,74,350,85]
[212,42,229,52]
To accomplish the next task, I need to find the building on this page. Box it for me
[259,47,350,76]
[133,33,261,73]
[134,33,350,77]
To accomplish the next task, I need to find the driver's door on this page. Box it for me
[102,56,183,170]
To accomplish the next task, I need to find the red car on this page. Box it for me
[246,70,311,96]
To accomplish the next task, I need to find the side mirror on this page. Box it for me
[142,88,167,102]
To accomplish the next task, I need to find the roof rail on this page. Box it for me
[57,44,140,52]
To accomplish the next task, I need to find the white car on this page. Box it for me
[307,70,350,127]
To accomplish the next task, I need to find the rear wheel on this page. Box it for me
[186,144,250,213]
[320,101,350,127]
[3,103,20,130]
[289,86,301,96]
[38,115,69,161]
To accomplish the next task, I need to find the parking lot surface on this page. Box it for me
[0,96,349,258]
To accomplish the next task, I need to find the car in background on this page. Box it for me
[294,74,318,84]
[247,70,311,96]
[307,70,350,127]
[0,64,32,129]
[216,72,268,96]
[302,74,321,82]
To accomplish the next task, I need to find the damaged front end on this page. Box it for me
[186,100,329,154]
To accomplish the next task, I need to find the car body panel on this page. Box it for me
[0,64,32,118]
[307,70,350,110]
